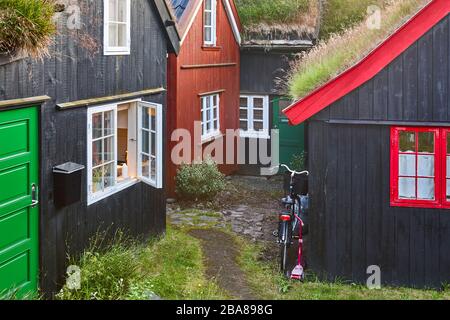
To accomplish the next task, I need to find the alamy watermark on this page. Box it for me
[367,265,382,289]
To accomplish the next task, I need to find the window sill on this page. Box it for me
[200,132,224,145]
[104,49,131,56]
[240,131,270,139]
[202,46,221,51]
[88,178,139,206]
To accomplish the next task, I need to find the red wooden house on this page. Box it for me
[166,0,242,194]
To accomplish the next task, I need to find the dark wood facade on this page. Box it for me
[307,14,450,288]
[0,0,178,295]
[166,0,241,195]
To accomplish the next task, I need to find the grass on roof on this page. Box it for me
[0,0,56,59]
[320,0,389,40]
[235,0,311,27]
[288,0,430,100]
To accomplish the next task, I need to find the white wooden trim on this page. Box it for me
[239,95,269,138]
[87,98,143,206]
[223,0,241,45]
[137,101,164,189]
[104,0,131,56]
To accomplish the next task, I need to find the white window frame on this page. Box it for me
[201,94,221,142]
[203,0,217,46]
[137,102,163,189]
[104,0,131,56]
[87,99,163,206]
[239,95,270,139]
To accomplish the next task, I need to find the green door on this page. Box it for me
[0,107,39,298]
[273,97,305,166]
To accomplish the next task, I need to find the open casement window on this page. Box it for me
[201,94,220,141]
[390,127,449,208]
[87,100,163,205]
[138,102,163,188]
[104,0,131,55]
[203,0,217,46]
[239,95,269,138]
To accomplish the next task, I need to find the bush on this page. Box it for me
[0,0,56,58]
[290,151,308,172]
[176,160,226,200]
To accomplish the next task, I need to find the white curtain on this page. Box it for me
[398,154,435,200]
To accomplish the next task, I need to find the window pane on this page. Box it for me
[417,178,434,200]
[150,108,156,131]
[104,111,114,136]
[399,154,416,176]
[142,155,149,178]
[240,121,248,131]
[418,132,434,153]
[109,24,118,47]
[142,109,149,129]
[240,109,247,119]
[117,24,127,47]
[92,140,103,166]
[93,113,103,139]
[253,110,263,121]
[214,119,219,130]
[254,121,264,131]
[104,163,115,189]
[240,98,248,108]
[254,98,264,108]
[399,177,416,199]
[418,155,434,177]
[447,134,450,154]
[104,137,114,163]
[142,131,149,154]
[205,27,212,42]
[447,179,450,200]
[213,95,218,106]
[399,131,415,152]
[447,156,450,178]
[151,159,156,181]
[213,107,218,119]
[205,0,212,11]
[151,132,156,156]
[109,0,117,21]
[117,0,127,22]
[205,12,212,26]
[92,167,103,193]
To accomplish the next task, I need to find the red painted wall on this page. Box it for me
[167,0,240,195]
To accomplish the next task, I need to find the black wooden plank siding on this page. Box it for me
[307,14,450,288]
[0,1,169,295]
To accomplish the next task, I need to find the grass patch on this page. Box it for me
[235,0,310,26]
[288,0,430,100]
[57,227,228,300]
[320,0,388,39]
[237,239,450,300]
[0,0,56,58]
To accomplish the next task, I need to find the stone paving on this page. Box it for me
[167,175,284,242]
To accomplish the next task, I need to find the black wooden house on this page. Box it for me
[284,0,450,288]
[0,0,179,296]
[239,18,319,174]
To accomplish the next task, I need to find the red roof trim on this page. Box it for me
[283,0,450,126]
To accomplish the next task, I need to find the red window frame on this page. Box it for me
[390,126,450,209]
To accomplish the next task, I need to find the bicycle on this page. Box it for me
[273,164,309,279]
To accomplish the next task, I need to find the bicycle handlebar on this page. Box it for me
[279,164,309,177]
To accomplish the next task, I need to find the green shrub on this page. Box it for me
[290,151,308,172]
[176,160,226,200]
[0,0,56,58]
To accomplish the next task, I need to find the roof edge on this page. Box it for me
[283,0,449,126]
[153,0,181,55]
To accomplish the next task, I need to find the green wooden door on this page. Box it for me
[272,97,305,166]
[0,107,39,298]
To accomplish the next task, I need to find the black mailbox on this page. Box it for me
[53,162,85,207]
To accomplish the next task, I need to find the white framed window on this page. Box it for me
[201,94,220,141]
[203,0,217,46]
[87,99,163,205]
[138,102,163,188]
[239,95,270,138]
[104,0,131,55]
